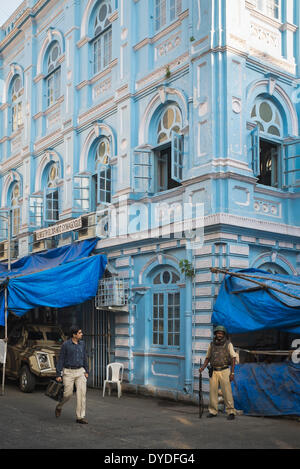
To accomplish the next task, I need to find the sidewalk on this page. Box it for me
[0,381,299,450]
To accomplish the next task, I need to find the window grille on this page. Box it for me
[93,1,112,75]
[46,42,61,107]
[95,277,129,308]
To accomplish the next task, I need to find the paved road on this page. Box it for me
[0,381,299,450]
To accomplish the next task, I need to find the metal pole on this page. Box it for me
[199,359,203,418]
[1,209,11,395]
[1,287,7,396]
[7,210,11,271]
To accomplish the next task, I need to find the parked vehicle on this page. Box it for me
[4,323,65,393]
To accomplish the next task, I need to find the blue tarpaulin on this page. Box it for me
[0,238,107,326]
[212,268,300,334]
[0,238,99,278]
[212,268,300,416]
[232,363,300,416]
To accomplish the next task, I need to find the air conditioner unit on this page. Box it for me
[10,240,19,260]
[0,241,8,261]
[0,240,19,261]
[78,214,96,240]
[95,209,110,239]
[95,277,129,309]
[32,238,56,253]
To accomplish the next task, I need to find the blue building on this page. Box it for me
[0,0,299,401]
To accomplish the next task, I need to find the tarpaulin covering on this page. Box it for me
[0,238,107,326]
[232,363,300,416]
[0,238,99,278]
[211,269,300,334]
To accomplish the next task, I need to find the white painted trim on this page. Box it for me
[79,123,116,172]
[36,28,65,76]
[247,79,299,136]
[138,253,180,285]
[34,150,61,192]
[1,170,21,207]
[251,250,297,275]
[3,63,24,104]
[80,0,95,39]
[138,87,188,145]
[205,213,300,238]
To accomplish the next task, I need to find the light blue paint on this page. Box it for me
[0,0,299,397]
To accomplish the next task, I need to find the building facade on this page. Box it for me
[0,0,299,400]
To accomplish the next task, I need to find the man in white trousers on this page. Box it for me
[55,326,89,424]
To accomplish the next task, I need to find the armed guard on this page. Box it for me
[199,325,237,420]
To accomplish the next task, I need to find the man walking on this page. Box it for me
[55,326,89,424]
[199,325,236,420]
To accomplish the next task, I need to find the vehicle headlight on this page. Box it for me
[36,352,51,371]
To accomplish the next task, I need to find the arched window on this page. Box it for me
[45,163,60,222]
[11,75,23,132]
[259,262,288,275]
[156,104,183,192]
[249,97,284,188]
[46,42,61,107]
[94,137,111,205]
[92,1,112,75]
[251,98,282,137]
[152,268,181,347]
[133,103,184,193]
[157,105,182,144]
[10,182,21,237]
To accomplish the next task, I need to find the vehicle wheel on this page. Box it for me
[19,365,36,393]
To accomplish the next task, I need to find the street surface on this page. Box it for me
[0,381,299,450]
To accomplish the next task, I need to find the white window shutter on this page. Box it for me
[133,150,152,193]
[171,132,183,182]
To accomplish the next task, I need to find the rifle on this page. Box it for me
[199,359,204,418]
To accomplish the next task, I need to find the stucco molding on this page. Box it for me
[138,87,189,146]
[2,63,24,104]
[34,150,63,193]
[1,169,23,207]
[251,251,297,275]
[36,28,65,76]
[246,79,299,136]
[79,122,116,173]
[138,253,180,285]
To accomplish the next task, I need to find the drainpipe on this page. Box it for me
[184,240,193,394]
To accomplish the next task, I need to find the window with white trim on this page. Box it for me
[92,0,112,75]
[250,98,283,188]
[11,75,23,132]
[10,182,21,237]
[152,269,181,347]
[94,137,112,205]
[29,195,43,229]
[133,104,184,194]
[154,0,182,32]
[74,175,91,213]
[46,42,61,108]
[254,0,280,20]
[45,163,60,222]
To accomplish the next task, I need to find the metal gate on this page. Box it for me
[83,300,115,389]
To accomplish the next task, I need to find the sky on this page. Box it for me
[0,0,25,27]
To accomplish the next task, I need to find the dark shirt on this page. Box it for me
[56,339,89,376]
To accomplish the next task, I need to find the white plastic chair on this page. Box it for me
[102,362,124,398]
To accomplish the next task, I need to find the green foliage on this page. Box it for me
[179,259,195,279]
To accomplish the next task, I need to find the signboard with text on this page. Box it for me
[35,217,82,241]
